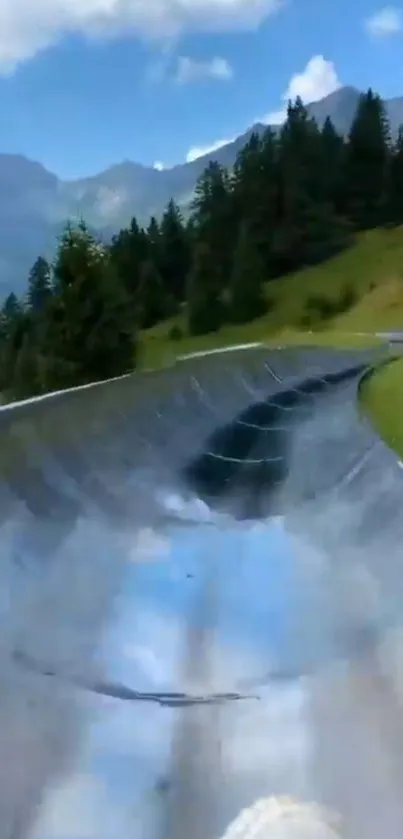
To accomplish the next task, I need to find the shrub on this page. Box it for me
[337,285,357,313]
[168,324,183,341]
[305,293,335,320]
[298,311,313,328]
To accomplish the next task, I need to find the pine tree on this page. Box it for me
[0,292,27,350]
[0,293,31,394]
[1,293,22,335]
[232,129,278,277]
[27,256,52,314]
[388,125,403,223]
[345,88,391,228]
[320,117,346,212]
[110,216,149,304]
[274,98,350,270]
[137,258,171,329]
[159,199,190,302]
[187,242,224,335]
[274,98,321,270]
[229,223,267,323]
[146,216,161,268]
[49,221,135,387]
[191,161,233,290]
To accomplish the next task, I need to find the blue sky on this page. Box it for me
[0,1,403,178]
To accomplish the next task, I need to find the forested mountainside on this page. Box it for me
[0,88,400,399]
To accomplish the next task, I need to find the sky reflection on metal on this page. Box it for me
[4,344,403,839]
[28,512,316,839]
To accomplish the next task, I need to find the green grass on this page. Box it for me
[360,357,403,458]
[139,225,403,370]
[139,322,381,370]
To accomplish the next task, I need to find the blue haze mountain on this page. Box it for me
[1,86,402,293]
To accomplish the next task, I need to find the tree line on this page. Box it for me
[1,87,402,400]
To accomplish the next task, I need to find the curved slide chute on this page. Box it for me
[1,343,403,839]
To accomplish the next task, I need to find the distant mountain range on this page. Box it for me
[2,85,403,296]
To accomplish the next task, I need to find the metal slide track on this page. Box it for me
[0,343,402,839]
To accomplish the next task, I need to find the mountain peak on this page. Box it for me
[319,85,360,101]
[0,82,402,296]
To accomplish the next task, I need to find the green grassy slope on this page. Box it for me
[139,225,403,369]
[360,358,403,459]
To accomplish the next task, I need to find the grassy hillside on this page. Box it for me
[360,358,403,459]
[139,225,403,368]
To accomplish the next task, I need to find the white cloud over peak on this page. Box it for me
[365,6,402,36]
[0,0,283,73]
[186,135,235,163]
[175,55,233,84]
[186,55,341,164]
[264,55,341,125]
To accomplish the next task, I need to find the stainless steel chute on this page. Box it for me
[0,344,402,839]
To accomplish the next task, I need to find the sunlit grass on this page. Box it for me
[139,226,403,369]
[360,357,403,458]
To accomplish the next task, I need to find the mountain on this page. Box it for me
[1,85,403,296]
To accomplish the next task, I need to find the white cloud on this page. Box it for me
[365,6,402,36]
[175,55,233,83]
[186,135,235,162]
[186,54,341,164]
[264,55,341,125]
[0,0,283,73]
[153,160,164,170]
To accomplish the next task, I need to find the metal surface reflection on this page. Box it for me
[21,518,303,839]
[1,345,403,838]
